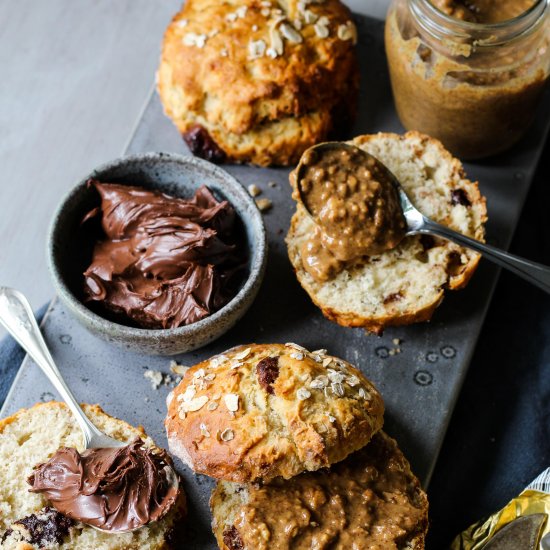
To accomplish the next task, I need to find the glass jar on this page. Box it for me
[385,0,550,159]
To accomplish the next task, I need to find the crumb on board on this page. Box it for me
[143,368,182,390]
[247,184,261,197]
[256,198,273,212]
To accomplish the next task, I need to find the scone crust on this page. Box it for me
[0,402,186,550]
[286,131,487,334]
[157,0,359,166]
[210,431,429,550]
[165,343,384,483]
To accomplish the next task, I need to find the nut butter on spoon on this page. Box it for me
[294,142,550,293]
[0,287,180,533]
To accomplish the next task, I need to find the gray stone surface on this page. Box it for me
[2,8,550,549]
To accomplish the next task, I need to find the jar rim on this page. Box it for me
[410,0,548,43]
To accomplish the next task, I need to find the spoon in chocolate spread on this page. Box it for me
[0,287,179,533]
[295,142,550,293]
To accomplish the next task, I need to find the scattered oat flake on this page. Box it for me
[183,32,207,48]
[194,368,206,379]
[224,393,240,412]
[221,428,235,441]
[226,12,238,21]
[220,48,228,57]
[310,375,328,389]
[312,348,327,355]
[327,414,336,423]
[358,387,367,399]
[212,393,222,401]
[266,47,278,58]
[180,395,209,412]
[346,375,360,387]
[337,21,357,44]
[286,342,308,352]
[176,18,188,28]
[233,347,252,361]
[236,6,248,18]
[248,184,261,197]
[303,9,318,24]
[322,357,332,368]
[178,411,186,420]
[207,401,219,411]
[230,361,243,370]
[252,24,259,31]
[261,7,270,16]
[200,423,210,437]
[205,373,216,381]
[297,388,311,400]
[290,352,304,360]
[328,370,346,383]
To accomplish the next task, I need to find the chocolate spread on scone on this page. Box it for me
[28,438,178,532]
[294,145,406,281]
[82,181,246,329]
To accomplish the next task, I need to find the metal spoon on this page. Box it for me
[295,142,550,294]
[0,286,179,533]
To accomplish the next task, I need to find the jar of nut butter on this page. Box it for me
[385,0,550,159]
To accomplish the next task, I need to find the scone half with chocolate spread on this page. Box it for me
[211,431,429,550]
[0,402,186,550]
[165,343,384,483]
[286,131,488,334]
[157,0,359,166]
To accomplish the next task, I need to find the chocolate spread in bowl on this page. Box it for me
[28,438,179,533]
[82,181,246,329]
[294,145,406,282]
[230,432,427,550]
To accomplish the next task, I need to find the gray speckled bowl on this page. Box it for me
[47,152,267,355]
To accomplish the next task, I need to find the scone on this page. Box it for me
[211,431,429,550]
[165,343,384,483]
[286,131,488,334]
[0,402,186,550]
[157,0,359,166]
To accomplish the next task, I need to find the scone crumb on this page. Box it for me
[268,181,278,188]
[392,338,401,346]
[247,184,262,197]
[144,369,164,389]
[224,393,240,412]
[183,32,207,48]
[175,19,188,28]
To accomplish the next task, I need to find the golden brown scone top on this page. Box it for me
[157,0,359,165]
[165,343,384,483]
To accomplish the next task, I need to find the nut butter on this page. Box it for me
[292,145,406,282]
[385,0,550,159]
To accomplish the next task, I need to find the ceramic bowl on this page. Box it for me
[47,152,267,355]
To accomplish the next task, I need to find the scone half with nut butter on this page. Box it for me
[165,343,384,483]
[286,131,488,334]
[210,430,429,550]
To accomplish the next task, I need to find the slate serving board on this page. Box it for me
[3,10,550,549]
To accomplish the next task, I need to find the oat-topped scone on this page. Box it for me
[157,0,359,166]
[211,431,429,550]
[0,402,186,550]
[165,343,384,483]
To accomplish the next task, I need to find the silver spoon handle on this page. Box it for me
[0,287,103,447]
[420,219,550,294]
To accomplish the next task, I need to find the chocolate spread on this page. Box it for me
[82,181,246,329]
[230,432,427,550]
[385,0,549,159]
[431,0,536,24]
[294,145,406,282]
[28,438,179,533]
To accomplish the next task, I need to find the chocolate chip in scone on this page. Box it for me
[223,525,244,550]
[420,234,437,251]
[383,292,403,305]
[1,528,13,543]
[183,125,227,163]
[256,357,279,394]
[450,189,471,207]
[15,507,73,547]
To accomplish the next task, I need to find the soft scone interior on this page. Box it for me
[0,402,182,550]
